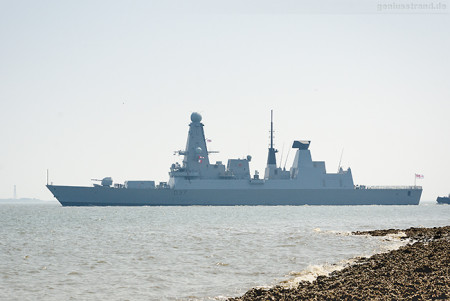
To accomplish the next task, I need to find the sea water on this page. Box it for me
[0,203,449,300]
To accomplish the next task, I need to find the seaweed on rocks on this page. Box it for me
[229,226,449,300]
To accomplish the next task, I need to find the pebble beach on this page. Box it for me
[230,226,449,300]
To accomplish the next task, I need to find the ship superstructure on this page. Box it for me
[47,112,422,206]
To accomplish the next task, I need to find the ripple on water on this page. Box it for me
[1,204,449,300]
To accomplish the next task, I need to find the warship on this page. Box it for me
[47,112,422,206]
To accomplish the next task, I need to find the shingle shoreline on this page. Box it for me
[229,226,449,300]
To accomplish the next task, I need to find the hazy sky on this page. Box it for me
[1,1,449,201]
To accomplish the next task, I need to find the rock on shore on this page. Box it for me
[229,226,449,300]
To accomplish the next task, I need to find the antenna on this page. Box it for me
[47,169,49,185]
[266,110,277,165]
[279,143,285,169]
[337,148,344,172]
[270,110,274,149]
[284,147,291,169]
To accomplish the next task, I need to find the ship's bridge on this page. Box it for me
[169,112,252,182]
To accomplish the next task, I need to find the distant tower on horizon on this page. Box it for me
[14,185,17,199]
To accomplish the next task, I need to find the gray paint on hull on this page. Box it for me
[47,185,421,206]
[46,113,423,207]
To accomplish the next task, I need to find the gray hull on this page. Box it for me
[46,112,423,206]
[436,196,450,204]
[47,185,421,206]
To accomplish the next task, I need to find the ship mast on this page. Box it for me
[267,110,277,166]
[264,110,279,180]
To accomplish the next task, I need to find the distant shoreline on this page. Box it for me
[0,198,56,203]
[229,226,449,300]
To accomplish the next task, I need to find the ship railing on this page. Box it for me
[362,185,422,190]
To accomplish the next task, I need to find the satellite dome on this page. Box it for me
[195,147,202,154]
[191,112,202,123]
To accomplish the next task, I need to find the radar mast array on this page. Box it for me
[266,110,278,165]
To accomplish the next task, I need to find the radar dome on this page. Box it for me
[191,112,202,123]
[195,147,202,154]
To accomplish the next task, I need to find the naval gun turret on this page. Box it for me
[91,177,113,187]
[47,110,422,206]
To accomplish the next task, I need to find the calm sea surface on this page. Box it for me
[0,203,449,300]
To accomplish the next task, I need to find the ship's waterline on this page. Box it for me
[47,111,421,206]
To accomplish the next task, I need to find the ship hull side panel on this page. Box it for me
[47,185,421,206]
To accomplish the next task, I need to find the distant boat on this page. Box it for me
[47,111,422,206]
[436,194,450,204]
